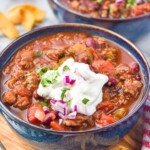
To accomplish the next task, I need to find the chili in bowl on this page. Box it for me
[0,24,149,145]
[65,0,150,19]
[49,0,150,41]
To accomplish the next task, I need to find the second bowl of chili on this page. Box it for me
[49,0,150,41]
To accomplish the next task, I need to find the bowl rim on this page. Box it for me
[0,23,150,135]
[51,0,150,22]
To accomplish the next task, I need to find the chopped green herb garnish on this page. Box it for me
[109,8,113,14]
[27,80,31,84]
[127,0,135,7]
[63,65,70,71]
[61,88,70,100]
[53,66,58,70]
[40,78,51,87]
[33,51,44,57]
[40,70,60,87]
[37,51,44,57]
[36,66,49,76]
[41,102,48,107]
[82,98,90,105]
[67,99,72,106]
[46,71,59,83]
[96,0,102,3]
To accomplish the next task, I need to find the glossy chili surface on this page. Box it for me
[1,32,143,131]
[63,0,150,19]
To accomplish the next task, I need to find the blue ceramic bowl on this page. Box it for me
[0,24,149,146]
[49,0,150,41]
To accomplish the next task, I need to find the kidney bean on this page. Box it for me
[43,112,57,126]
[43,113,52,126]
[132,63,139,72]
[92,4,100,11]
[33,90,44,100]
[107,77,117,86]
[85,38,99,49]
[135,74,141,80]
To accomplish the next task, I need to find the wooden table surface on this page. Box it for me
[0,114,143,150]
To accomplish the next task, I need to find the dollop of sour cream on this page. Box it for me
[37,58,108,116]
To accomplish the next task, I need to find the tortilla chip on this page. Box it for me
[8,4,45,22]
[8,8,22,24]
[0,12,19,39]
[23,4,45,22]
[21,9,35,31]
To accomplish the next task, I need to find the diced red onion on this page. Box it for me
[50,99,77,120]
[70,79,76,85]
[136,0,142,3]
[136,0,147,3]
[43,106,50,114]
[63,77,68,86]
[64,75,76,85]
[51,99,57,104]
[58,100,66,104]
[67,111,77,119]
[58,112,66,119]
[65,76,70,83]
[51,100,67,115]
[64,107,69,115]
[58,111,77,119]
[116,0,123,5]
[43,113,52,126]
[52,104,65,114]
[65,92,71,101]
[57,101,66,108]
[74,105,78,112]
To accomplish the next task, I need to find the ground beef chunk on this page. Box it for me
[3,91,17,105]
[123,79,143,98]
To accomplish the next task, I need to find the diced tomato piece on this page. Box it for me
[132,3,150,16]
[34,109,46,122]
[92,60,115,74]
[97,101,114,112]
[27,103,45,124]
[132,5,144,16]
[50,121,65,131]
[96,113,118,126]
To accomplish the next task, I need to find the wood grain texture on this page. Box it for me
[0,114,143,150]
